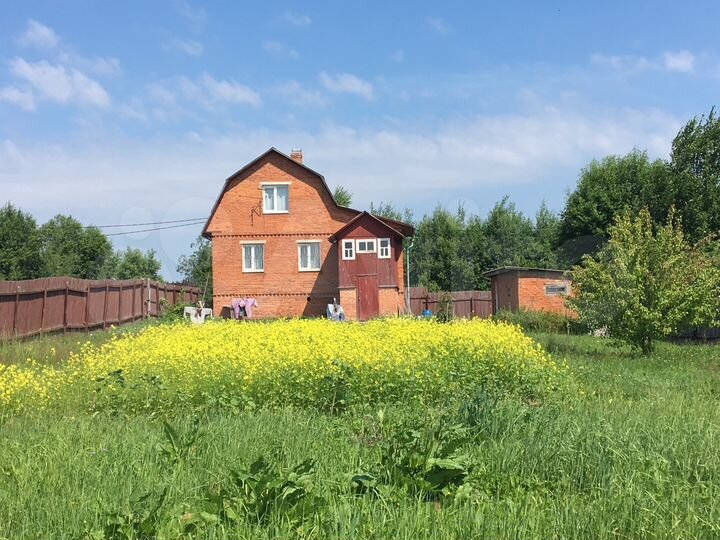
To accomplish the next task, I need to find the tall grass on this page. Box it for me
[1,333,720,538]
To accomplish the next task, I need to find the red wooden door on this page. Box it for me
[357,275,379,321]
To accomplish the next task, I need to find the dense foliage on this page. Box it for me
[0,203,164,281]
[569,209,720,353]
[0,319,566,415]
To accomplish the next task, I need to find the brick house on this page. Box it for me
[201,148,414,320]
[482,266,573,316]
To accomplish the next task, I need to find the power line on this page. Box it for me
[86,217,208,229]
[105,221,207,237]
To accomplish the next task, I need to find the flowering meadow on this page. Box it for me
[0,318,566,415]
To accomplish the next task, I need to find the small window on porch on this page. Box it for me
[342,239,355,260]
[378,238,391,258]
[356,239,376,253]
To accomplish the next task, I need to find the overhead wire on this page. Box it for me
[104,221,207,237]
[86,217,208,229]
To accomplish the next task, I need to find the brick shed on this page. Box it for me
[201,147,414,320]
[482,266,573,316]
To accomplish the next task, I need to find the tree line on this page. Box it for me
[0,207,162,281]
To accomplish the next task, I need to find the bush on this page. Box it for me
[493,309,588,335]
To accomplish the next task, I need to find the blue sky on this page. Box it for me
[1,1,718,278]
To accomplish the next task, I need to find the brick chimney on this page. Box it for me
[290,148,303,164]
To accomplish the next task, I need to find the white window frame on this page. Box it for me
[545,283,568,296]
[342,239,355,260]
[378,238,391,259]
[241,241,265,273]
[356,238,377,254]
[297,240,322,272]
[261,182,290,214]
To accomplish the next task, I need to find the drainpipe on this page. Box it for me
[405,238,414,313]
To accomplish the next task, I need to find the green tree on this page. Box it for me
[411,206,473,291]
[370,201,414,224]
[528,202,561,268]
[177,237,212,302]
[333,185,353,207]
[559,150,670,247]
[0,203,44,280]
[669,108,720,242]
[569,208,720,354]
[104,247,163,280]
[481,197,537,268]
[38,215,112,278]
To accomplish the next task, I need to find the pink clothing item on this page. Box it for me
[231,298,243,319]
[244,298,258,318]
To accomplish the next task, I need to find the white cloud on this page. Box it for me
[0,86,35,111]
[18,19,59,49]
[275,80,325,106]
[283,10,312,26]
[56,52,122,76]
[196,74,261,107]
[390,49,405,63]
[319,72,375,100]
[176,1,206,30]
[425,17,449,34]
[663,50,695,73]
[590,53,653,72]
[9,58,110,107]
[592,50,697,74]
[164,39,204,57]
[262,40,299,59]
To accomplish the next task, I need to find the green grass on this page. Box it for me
[2,333,720,538]
[0,320,154,367]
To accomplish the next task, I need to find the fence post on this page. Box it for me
[84,283,90,330]
[146,278,152,318]
[12,285,20,337]
[40,284,48,332]
[132,280,137,321]
[102,283,109,330]
[62,281,69,333]
[118,283,123,326]
[470,298,474,318]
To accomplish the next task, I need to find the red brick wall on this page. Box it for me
[207,152,358,317]
[518,277,573,315]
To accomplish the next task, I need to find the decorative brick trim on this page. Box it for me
[215,292,338,298]
[212,232,335,239]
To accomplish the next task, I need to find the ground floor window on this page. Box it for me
[242,243,264,272]
[298,241,321,271]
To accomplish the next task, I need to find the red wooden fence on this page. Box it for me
[408,287,492,319]
[0,277,200,340]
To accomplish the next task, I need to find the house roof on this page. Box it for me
[201,147,414,238]
[481,266,570,278]
[329,211,407,242]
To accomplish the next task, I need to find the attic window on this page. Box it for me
[545,284,568,296]
[262,184,289,214]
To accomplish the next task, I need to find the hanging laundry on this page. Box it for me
[243,298,258,318]
[231,298,247,319]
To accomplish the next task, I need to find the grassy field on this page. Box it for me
[2,328,720,538]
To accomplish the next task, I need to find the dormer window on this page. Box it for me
[262,183,289,214]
